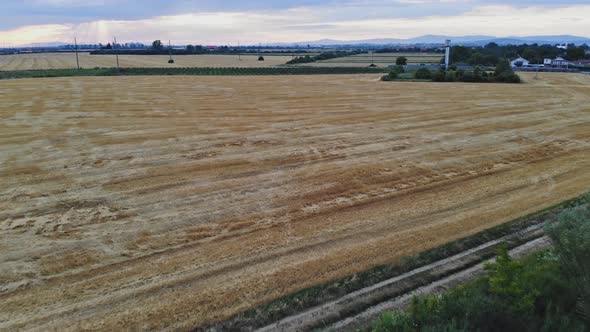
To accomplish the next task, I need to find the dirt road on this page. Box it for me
[1,73,589,330]
[327,236,553,332]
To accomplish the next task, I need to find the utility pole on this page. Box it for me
[74,37,80,69]
[113,37,120,69]
[168,40,174,63]
[238,41,241,61]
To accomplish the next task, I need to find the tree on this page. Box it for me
[494,60,521,83]
[396,56,408,66]
[450,46,472,64]
[485,42,499,49]
[566,47,586,61]
[494,58,512,77]
[546,206,590,322]
[152,40,163,50]
[105,43,112,49]
[186,44,195,53]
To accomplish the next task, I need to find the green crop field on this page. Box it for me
[301,52,444,67]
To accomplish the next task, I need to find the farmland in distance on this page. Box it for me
[0,52,295,70]
[301,52,443,67]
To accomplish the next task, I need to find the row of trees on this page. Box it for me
[382,59,521,83]
[448,43,589,66]
[286,50,364,65]
[372,201,590,331]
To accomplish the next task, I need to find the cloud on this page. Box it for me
[26,0,112,6]
[0,3,589,45]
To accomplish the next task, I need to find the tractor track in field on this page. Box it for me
[257,225,550,332]
[1,73,590,330]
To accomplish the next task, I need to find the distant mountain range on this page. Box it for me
[13,35,590,49]
[271,35,590,47]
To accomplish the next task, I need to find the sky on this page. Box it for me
[1,0,589,46]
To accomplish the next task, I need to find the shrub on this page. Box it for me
[461,71,476,82]
[444,70,457,82]
[381,70,399,81]
[433,69,446,82]
[414,68,432,79]
[492,59,521,83]
[258,56,265,61]
[495,71,521,83]
[494,58,512,77]
[546,206,590,322]
[372,312,413,332]
[370,202,590,332]
[394,65,405,73]
[396,56,408,66]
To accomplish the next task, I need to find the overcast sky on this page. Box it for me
[1,0,589,46]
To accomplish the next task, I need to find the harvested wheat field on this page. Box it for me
[0,52,292,70]
[1,72,590,330]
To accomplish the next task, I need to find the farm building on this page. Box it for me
[544,57,570,68]
[510,57,530,67]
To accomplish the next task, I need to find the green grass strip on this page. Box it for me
[0,67,388,80]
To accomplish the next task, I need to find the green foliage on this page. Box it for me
[492,59,521,83]
[0,67,388,80]
[449,44,560,66]
[381,70,399,81]
[394,65,405,73]
[286,51,363,65]
[371,203,590,332]
[396,56,408,65]
[485,245,544,315]
[546,206,590,323]
[372,312,414,332]
[444,70,457,82]
[152,40,163,50]
[566,47,587,61]
[433,69,446,82]
[494,58,512,76]
[414,68,432,79]
[429,64,515,84]
[496,71,521,83]
[287,55,314,64]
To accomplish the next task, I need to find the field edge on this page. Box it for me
[200,191,590,331]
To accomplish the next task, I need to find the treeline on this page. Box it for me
[90,44,227,56]
[0,66,387,80]
[449,43,590,66]
[286,50,364,64]
[372,197,590,332]
[90,40,328,56]
[382,59,521,83]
